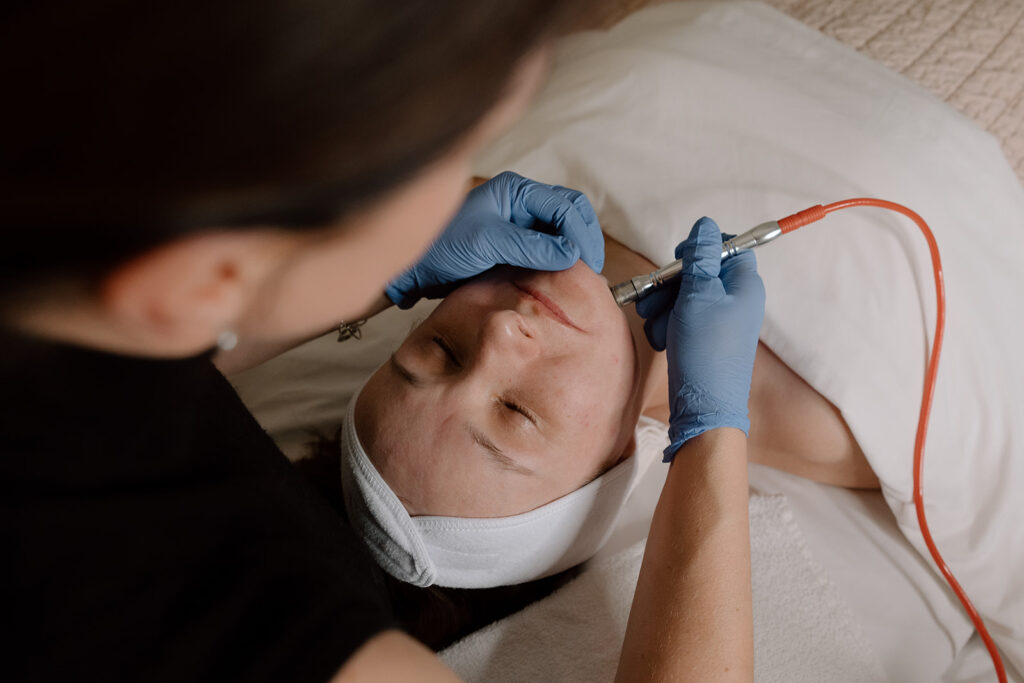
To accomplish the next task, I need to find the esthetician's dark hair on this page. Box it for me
[0,0,591,289]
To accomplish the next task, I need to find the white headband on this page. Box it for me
[340,389,659,589]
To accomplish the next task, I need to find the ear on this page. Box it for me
[100,230,289,355]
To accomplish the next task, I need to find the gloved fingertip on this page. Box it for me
[662,441,685,463]
[675,217,720,256]
[571,192,599,225]
[580,235,605,272]
[555,205,604,273]
[635,285,675,319]
[478,171,519,203]
[583,253,605,273]
[384,282,417,310]
[573,196,604,272]
[526,233,581,271]
[643,315,667,351]
[693,215,722,242]
[495,170,523,184]
[634,297,654,319]
[555,235,583,265]
[676,217,723,279]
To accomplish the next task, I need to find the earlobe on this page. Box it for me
[99,231,264,355]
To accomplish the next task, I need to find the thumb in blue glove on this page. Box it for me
[636,217,765,461]
[385,171,604,308]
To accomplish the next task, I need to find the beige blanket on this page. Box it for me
[593,0,1024,186]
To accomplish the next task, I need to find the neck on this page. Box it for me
[601,234,656,285]
[601,235,669,421]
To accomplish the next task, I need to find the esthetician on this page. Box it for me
[1,2,764,681]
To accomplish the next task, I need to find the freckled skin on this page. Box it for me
[356,261,650,518]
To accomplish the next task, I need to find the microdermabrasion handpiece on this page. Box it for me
[610,221,782,307]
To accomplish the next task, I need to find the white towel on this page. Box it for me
[340,391,662,588]
[440,492,885,682]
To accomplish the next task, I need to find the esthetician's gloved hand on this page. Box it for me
[636,217,765,462]
[385,171,604,308]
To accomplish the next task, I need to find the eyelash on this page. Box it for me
[431,334,536,425]
[431,335,460,367]
[501,398,537,425]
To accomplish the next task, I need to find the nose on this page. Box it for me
[476,309,541,367]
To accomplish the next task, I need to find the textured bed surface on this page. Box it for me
[441,487,887,683]
[592,0,1024,185]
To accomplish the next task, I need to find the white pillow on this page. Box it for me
[471,1,1024,674]
[231,299,441,461]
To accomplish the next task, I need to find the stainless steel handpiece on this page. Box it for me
[610,221,782,307]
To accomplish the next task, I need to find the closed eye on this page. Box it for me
[432,335,460,367]
[500,397,538,426]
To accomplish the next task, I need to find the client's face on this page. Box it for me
[355,261,643,518]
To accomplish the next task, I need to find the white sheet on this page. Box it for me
[441,487,886,682]
[440,456,1018,681]
[597,446,981,681]
[471,0,1024,675]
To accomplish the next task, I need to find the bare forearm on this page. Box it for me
[616,428,753,682]
[214,292,393,375]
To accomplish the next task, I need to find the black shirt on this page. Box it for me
[0,327,394,682]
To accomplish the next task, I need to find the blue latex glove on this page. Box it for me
[636,217,765,462]
[385,171,604,308]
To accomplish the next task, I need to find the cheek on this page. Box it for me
[378,425,535,517]
[551,367,604,428]
[544,360,627,437]
[551,334,637,448]
[361,383,525,517]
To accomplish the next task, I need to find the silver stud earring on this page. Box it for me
[216,330,239,351]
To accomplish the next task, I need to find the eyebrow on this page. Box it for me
[389,354,424,387]
[390,353,536,476]
[466,424,535,476]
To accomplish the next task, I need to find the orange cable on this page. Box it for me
[777,199,1007,683]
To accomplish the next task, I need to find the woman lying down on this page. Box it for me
[327,218,878,672]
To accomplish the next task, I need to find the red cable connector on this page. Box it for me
[777,204,826,233]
